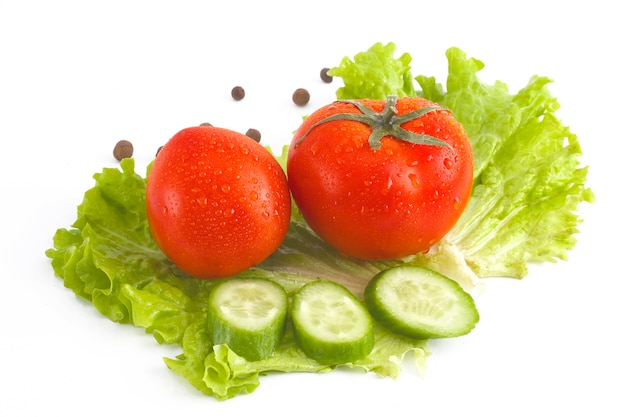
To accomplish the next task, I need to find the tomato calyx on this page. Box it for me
[295,95,451,150]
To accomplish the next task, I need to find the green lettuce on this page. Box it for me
[46,43,593,400]
[331,42,416,99]
[330,42,594,278]
[46,158,428,401]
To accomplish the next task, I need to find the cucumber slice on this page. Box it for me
[290,280,374,365]
[364,265,479,339]
[206,277,288,361]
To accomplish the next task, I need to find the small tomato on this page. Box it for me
[287,96,473,260]
[146,126,291,278]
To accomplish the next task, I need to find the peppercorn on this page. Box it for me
[231,86,245,100]
[292,88,310,106]
[113,140,133,161]
[245,128,261,142]
[320,68,333,83]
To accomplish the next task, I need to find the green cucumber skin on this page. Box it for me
[364,266,479,339]
[292,321,375,365]
[290,280,375,365]
[207,312,286,361]
[206,278,288,362]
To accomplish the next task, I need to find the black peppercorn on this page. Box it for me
[292,88,310,106]
[320,68,333,83]
[245,128,261,142]
[113,140,133,161]
[231,86,245,100]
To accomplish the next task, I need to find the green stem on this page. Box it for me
[295,95,451,151]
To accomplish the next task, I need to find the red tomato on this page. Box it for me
[146,126,291,279]
[287,96,473,260]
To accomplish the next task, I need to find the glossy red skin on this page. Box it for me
[146,126,291,279]
[287,97,473,260]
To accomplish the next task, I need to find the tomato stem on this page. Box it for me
[295,95,451,151]
[380,95,398,126]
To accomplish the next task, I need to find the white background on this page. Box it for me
[1,1,624,415]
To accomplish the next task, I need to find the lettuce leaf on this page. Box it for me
[330,42,594,278]
[46,158,429,401]
[329,42,416,99]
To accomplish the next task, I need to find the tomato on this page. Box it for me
[287,96,473,260]
[146,126,291,279]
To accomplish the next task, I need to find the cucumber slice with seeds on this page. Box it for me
[206,277,288,361]
[290,280,374,365]
[364,265,479,339]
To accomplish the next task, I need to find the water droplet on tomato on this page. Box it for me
[221,184,231,193]
[444,158,453,169]
[453,197,461,210]
[408,173,420,188]
[250,191,258,201]
[408,160,419,167]
[381,176,393,195]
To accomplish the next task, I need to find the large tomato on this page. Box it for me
[146,126,291,279]
[287,96,473,260]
